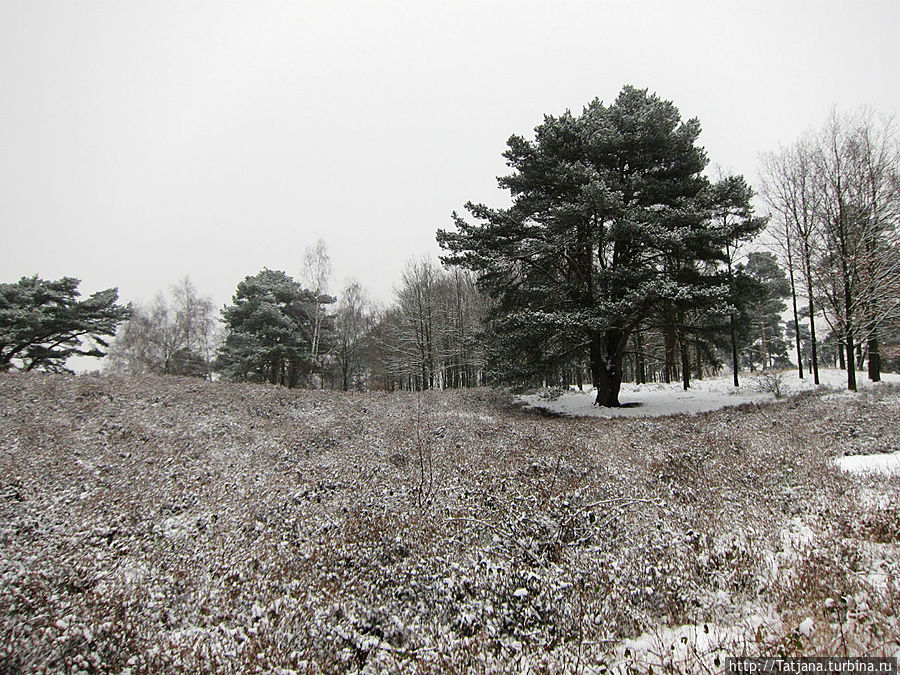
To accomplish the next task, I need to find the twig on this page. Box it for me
[445,517,541,564]
[556,497,663,543]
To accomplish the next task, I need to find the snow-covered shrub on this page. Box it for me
[1,373,899,671]
[758,371,786,398]
[537,387,567,402]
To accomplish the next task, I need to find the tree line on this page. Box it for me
[2,87,896,402]
[761,109,900,390]
[439,88,898,401]
[102,246,489,392]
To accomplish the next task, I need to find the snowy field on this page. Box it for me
[520,368,900,418]
[1,372,899,672]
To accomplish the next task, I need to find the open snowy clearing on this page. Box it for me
[519,368,900,418]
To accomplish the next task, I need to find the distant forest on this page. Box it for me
[2,88,898,404]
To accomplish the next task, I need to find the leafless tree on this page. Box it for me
[846,111,900,381]
[107,277,219,378]
[435,268,488,388]
[395,258,441,389]
[333,280,373,391]
[813,110,900,389]
[762,110,899,390]
[301,239,334,386]
[364,259,487,390]
[171,277,219,380]
[761,136,824,384]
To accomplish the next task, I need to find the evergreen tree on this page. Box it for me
[709,176,769,385]
[439,87,746,406]
[217,269,321,387]
[734,252,791,370]
[0,276,130,372]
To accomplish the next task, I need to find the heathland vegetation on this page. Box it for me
[1,373,898,671]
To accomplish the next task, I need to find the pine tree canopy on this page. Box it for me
[216,269,322,387]
[734,251,792,369]
[0,276,130,373]
[438,86,764,405]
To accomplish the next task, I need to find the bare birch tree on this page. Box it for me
[301,239,334,387]
[107,277,219,378]
[761,137,824,384]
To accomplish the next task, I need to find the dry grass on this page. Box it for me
[0,372,898,673]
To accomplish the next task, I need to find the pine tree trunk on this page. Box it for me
[680,334,691,391]
[594,363,623,407]
[726,248,739,387]
[759,314,768,370]
[787,247,803,379]
[591,330,624,407]
[730,314,740,387]
[636,331,646,385]
[663,322,676,384]
[868,335,881,382]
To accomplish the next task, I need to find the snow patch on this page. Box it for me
[835,452,900,475]
[519,369,900,418]
[160,513,196,540]
[616,613,780,671]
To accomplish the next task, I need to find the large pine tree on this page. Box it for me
[0,276,129,372]
[439,86,754,406]
[217,269,322,387]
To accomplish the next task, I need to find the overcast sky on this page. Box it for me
[2,0,899,310]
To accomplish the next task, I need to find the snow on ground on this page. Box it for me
[835,452,900,475]
[519,368,900,418]
[617,611,782,671]
[3,373,899,671]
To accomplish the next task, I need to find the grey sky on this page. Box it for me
[2,0,899,310]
